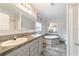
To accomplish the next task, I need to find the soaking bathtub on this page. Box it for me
[44,34,60,47]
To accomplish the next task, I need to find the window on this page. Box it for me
[48,23,57,33]
[36,22,42,32]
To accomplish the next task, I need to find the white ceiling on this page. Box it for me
[31,3,66,20]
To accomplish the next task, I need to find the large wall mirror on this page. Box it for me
[21,14,35,30]
[0,12,9,30]
[36,21,42,32]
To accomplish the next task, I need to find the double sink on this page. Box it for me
[0,34,42,47]
[0,38,28,46]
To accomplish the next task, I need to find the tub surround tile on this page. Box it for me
[43,42,66,56]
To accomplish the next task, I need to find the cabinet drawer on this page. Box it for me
[30,39,39,51]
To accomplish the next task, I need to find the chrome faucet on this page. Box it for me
[13,35,16,40]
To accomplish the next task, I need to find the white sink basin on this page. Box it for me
[44,35,59,39]
[31,34,42,38]
[0,38,28,46]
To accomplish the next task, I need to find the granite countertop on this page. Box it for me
[0,34,44,56]
[0,30,35,36]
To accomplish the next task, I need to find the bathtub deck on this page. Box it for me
[42,41,66,56]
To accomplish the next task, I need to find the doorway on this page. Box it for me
[67,3,79,56]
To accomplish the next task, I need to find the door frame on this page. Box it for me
[66,3,79,56]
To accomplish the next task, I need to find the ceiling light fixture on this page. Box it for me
[50,3,54,6]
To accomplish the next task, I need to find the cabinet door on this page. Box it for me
[34,47,39,56]
[39,37,43,44]
[30,47,39,56]
[6,43,30,56]
[18,50,29,56]
[39,46,43,55]
[30,39,39,51]
[18,44,30,56]
[38,37,43,55]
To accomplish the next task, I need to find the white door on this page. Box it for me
[77,3,79,55]
[68,3,79,56]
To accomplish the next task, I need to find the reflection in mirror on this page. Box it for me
[48,23,57,33]
[36,21,42,32]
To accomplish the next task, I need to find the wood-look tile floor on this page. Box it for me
[42,42,67,56]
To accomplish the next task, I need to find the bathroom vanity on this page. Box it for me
[0,33,44,56]
[0,3,43,56]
